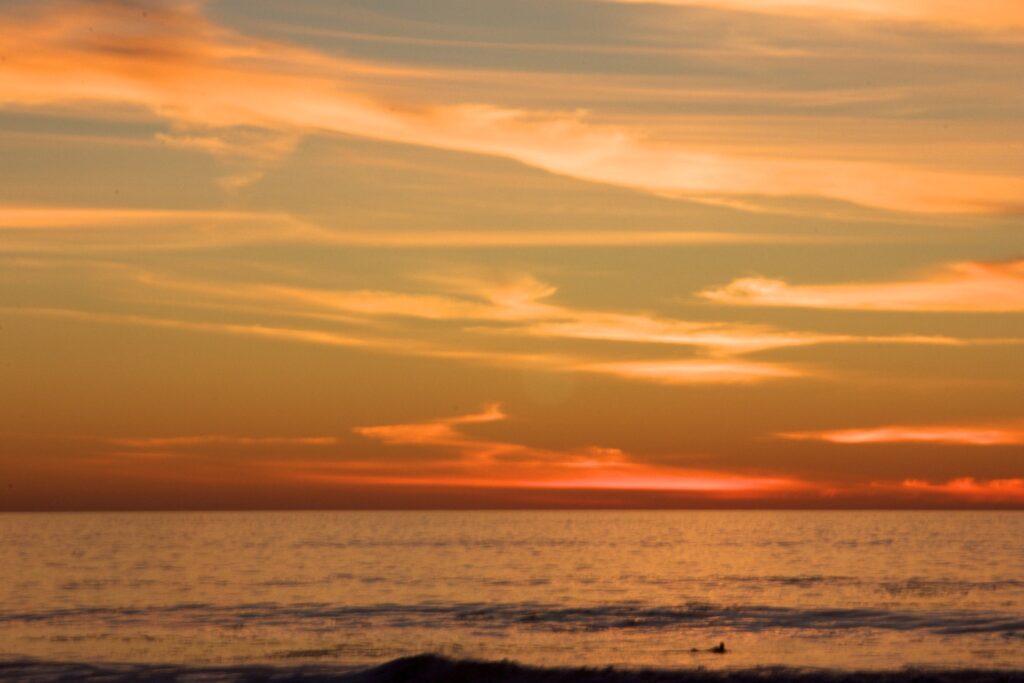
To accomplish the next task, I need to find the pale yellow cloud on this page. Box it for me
[579,359,807,384]
[1,2,1022,213]
[780,424,1024,445]
[700,260,1024,312]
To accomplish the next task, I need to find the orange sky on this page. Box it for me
[0,0,1022,509]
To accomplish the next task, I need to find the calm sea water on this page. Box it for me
[0,511,1022,672]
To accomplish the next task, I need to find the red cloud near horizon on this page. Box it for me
[779,424,1024,446]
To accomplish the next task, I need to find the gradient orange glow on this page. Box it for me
[348,406,808,494]
[1,0,1021,510]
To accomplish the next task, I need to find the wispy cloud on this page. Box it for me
[0,206,271,230]
[2,302,803,387]
[579,359,808,384]
[0,206,325,252]
[2,2,1022,213]
[158,270,1000,353]
[11,260,1019,390]
[303,230,830,249]
[3,306,377,350]
[780,424,1024,445]
[109,435,339,448]
[700,259,1024,312]
[155,129,301,188]
[601,0,1024,30]
[0,204,843,252]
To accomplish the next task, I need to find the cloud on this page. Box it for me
[503,316,972,356]
[0,206,270,230]
[0,204,842,252]
[700,259,1024,312]
[578,359,808,384]
[601,0,1024,30]
[1,1,1022,213]
[307,230,830,249]
[0,206,326,252]
[349,404,805,493]
[898,478,1024,501]
[141,269,999,364]
[109,435,338,448]
[155,128,300,188]
[779,424,1024,445]
[11,259,1019,392]
[4,306,377,350]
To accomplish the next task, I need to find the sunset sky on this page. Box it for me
[1,0,1022,509]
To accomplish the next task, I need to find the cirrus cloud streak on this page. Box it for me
[602,0,1024,29]
[701,259,1024,312]
[1,2,1023,214]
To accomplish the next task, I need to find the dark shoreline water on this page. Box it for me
[4,655,1024,683]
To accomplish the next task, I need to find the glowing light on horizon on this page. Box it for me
[347,404,806,494]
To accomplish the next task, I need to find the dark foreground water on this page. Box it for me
[1,512,1022,680]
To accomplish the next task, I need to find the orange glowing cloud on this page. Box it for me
[0,205,826,252]
[0,207,267,230]
[1,2,1022,213]
[137,269,993,384]
[701,259,1024,312]
[11,255,1019,393]
[348,404,806,494]
[779,424,1024,445]
[171,271,983,357]
[578,359,807,384]
[603,0,1024,29]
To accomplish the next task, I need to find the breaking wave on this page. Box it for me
[3,655,1024,683]
[2,601,1022,636]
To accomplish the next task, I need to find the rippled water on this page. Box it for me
[0,511,1022,671]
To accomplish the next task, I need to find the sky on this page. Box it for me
[1,0,1022,510]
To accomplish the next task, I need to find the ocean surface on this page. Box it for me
[1,511,1022,680]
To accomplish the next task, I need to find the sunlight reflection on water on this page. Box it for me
[0,511,1022,670]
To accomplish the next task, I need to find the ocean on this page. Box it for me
[1,511,1022,681]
